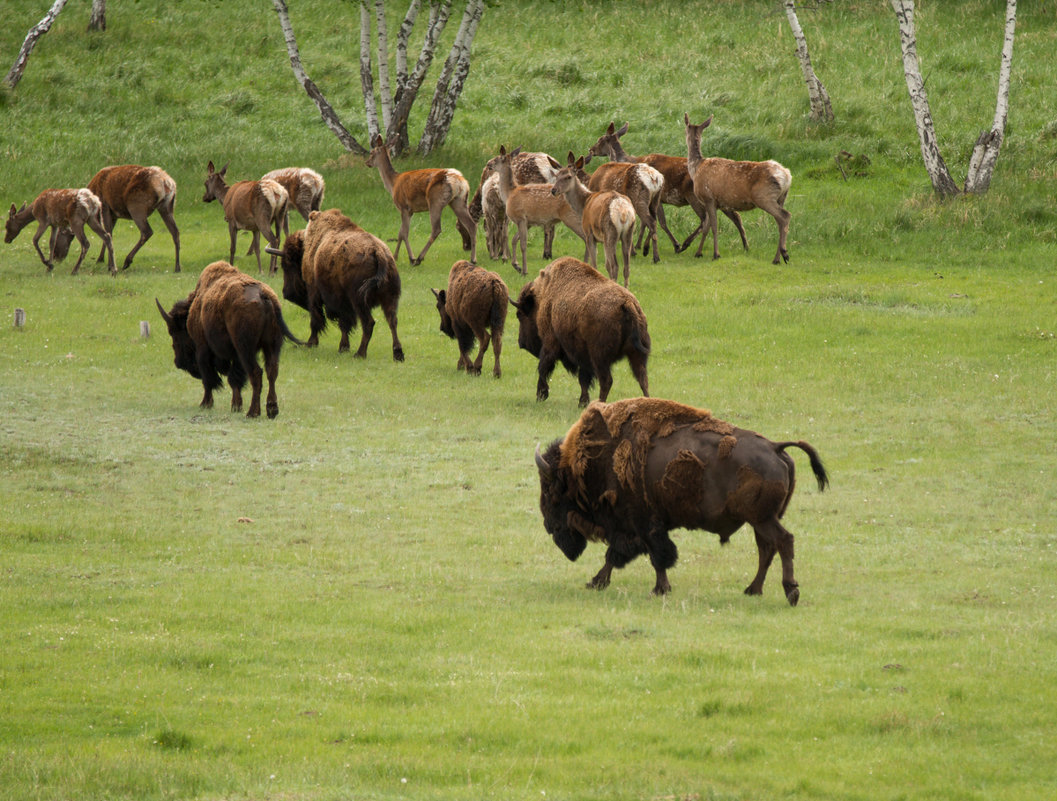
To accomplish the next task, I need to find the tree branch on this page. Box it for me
[4,0,69,90]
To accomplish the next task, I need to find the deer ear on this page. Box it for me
[511,146,522,158]
[207,160,215,174]
[499,145,506,156]
[606,122,616,134]
[617,122,629,137]
[703,115,713,128]
[582,154,592,167]
[219,162,229,176]
[566,151,576,165]
[8,203,16,216]
[575,156,585,169]
[684,112,690,126]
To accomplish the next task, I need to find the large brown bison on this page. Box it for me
[267,208,404,361]
[432,260,508,377]
[511,257,650,406]
[156,261,302,418]
[535,398,828,605]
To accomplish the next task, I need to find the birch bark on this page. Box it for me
[88,0,106,32]
[784,1,833,122]
[890,0,960,197]
[272,0,366,154]
[4,0,69,89]
[964,0,1016,195]
[374,0,393,133]
[419,0,484,154]
[360,3,379,141]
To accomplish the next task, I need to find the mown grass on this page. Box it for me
[2,1,1057,800]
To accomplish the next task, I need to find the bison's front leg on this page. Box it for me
[587,558,613,590]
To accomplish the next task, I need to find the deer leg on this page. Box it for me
[656,203,684,253]
[86,214,116,274]
[584,234,598,271]
[411,205,444,266]
[542,223,555,259]
[620,230,633,287]
[122,217,154,270]
[70,226,91,274]
[452,198,477,264]
[96,206,115,263]
[398,211,419,265]
[31,221,53,270]
[517,221,529,276]
[157,199,182,272]
[723,208,749,251]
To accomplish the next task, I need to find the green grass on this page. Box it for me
[2,1,1057,800]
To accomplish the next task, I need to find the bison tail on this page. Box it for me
[624,303,651,357]
[777,441,829,492]
[489,287,507,335]
[358,249,390,305]
[275,305,307,347]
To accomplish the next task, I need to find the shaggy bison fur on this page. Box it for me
[432,259,509,377]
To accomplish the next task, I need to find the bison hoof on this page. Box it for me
[783,581,800,606]
[743,585,763,597]
[393,348,405,362]
[267,404,278,419]
[586,578,609,591]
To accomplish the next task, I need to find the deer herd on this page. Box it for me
[5,114,792,287]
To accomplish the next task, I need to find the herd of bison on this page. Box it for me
[4,118,827,605]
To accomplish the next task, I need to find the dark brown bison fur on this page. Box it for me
[432,259,509,377]
[156,261,302,418]
[272,209,404,361]
[535,397,829,604]
[512,256,650,406]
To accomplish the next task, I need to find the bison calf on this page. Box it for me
[156,261,302,418]
[268,208,404,361]
[432,260,509,377]
[536,398,828,604]
[512,256,649,406]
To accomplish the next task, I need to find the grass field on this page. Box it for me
[1,1,1056,800]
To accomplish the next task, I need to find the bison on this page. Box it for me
[267,208,404,361]
[535,398,829,605]
[511,256,650,406]
[431,259,509,377]
[156,261,302,418]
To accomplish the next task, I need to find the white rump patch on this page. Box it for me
[609,197,635,232]
[75,188,102,216]
[634,164,665,196]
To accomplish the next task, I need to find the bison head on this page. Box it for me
[535,440,588,562]
[511,282,542,357]
[431,288,455,339]
[155,297,199,378]
[273,230,308,311]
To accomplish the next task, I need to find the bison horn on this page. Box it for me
[155,298,171,324]
[534,443,553,477]
[508,298,520,310]
[264,246,284,256]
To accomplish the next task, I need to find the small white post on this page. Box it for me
[140,320,150,338]
[14,308,26,328]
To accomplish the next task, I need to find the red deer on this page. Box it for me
[155,261,303,418]
[535,397,828,604]
[551,156,637,287]
[87,164,182,272]
[586,122,749,258]
[261,166,325,236]
[586,159,665,263]
[684,114,793,264]
[490,146,587,276]
[202,161,288,274]
[365,134,476,266]
[431,259,508,377]
[511,256,649,406]
[470,149,561,261]
[5,189,115,274]
[266,209,404,361]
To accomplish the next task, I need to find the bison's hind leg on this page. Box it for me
[746,519,799,606]
[647,531,679,596]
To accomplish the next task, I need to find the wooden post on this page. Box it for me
[14,308,26,328]
[140,320,150,338]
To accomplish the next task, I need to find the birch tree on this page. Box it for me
[891,0,1017,197]
[784,1,833,123]
[88,0,107,32]
[274,0,485,157]
[4,0,69,90]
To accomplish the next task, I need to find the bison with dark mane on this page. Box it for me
[156,261,302,418]
[432,259,508,377]
[268,208,404,361]
[511,256,650,406]
[535,398,828,605]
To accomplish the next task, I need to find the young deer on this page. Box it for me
[5,188,115,274]
[471,149,561,260]
[586,160,665,263]
[88,164,182,272]
[587,121,749,258]
[261,167,325,231]
[551,155,637,287]
[490,146,587,276]
[684,114,792,264]
[203,161,289,274]
[365,134,476,266]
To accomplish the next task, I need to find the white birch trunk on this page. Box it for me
[891,0,960,197]
[374,0,393,133]
[272,0,366,154]
[88,0,106,32]
[389,0,452,153]
[784,1,833,123]
[964,0,1016,194]
[360,2,379,141]
[4,0,69,89]
[419,0,484,154]
[395,0,422,94]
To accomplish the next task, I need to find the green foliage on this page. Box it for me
[2,2,1057,800]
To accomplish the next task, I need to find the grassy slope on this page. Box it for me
[1,1,1056,800]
